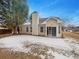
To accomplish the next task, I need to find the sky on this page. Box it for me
[28,0,79,26]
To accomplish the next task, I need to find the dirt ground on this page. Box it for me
[0,48,41,59]
[63,32,79,41]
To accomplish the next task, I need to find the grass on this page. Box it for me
[74,32,79,35]
[0,48,41,59]
[63,32,79,41]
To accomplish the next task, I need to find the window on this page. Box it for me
[40,27,43,32]
[26,27,28,32]
[30,27,32,32]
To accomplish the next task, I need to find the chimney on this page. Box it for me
[32,11,39,35]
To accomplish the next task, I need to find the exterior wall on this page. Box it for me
[26,25,32,34]
[32,12,39,35]
[58,24,63,37]
[38,24,46,36]
[56,24,62,37]
[19,25,22,33]
[20,25,32,34]
[21,25,25,34]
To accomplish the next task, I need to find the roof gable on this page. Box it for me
[41,17,62,24]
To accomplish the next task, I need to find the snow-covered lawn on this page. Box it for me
[0,35,79,59]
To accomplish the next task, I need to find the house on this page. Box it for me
[64,26,79,32]
[64,27,73,32]
[19,11,63,37]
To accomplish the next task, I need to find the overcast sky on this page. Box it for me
[28,0,79,26]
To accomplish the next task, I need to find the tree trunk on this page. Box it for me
[17,26,20,34]
[12,27,18,35]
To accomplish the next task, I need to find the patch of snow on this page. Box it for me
[0,35,79,59]
[39,55,45,59]
[0,35,72,51]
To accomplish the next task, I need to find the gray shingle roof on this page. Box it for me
[39,18,48,23]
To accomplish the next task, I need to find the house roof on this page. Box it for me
[23,20,31,25]
[23,22,31,25]
[39,18,48,23]
[22,16,62,25]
